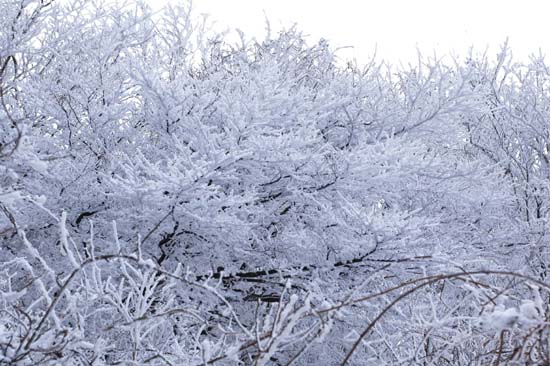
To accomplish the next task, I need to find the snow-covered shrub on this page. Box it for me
[1,1,550,365]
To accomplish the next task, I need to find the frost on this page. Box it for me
[27,158,48,172]
[225,342,243,362]
[0,1,549,365]
[480,306,519,332]
[0,289,26,302]
[0,191,22,205]
[481,299,544,332]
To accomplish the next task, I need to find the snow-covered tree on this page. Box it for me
[1,1,549,365]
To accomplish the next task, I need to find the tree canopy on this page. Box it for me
[1,1,549,365]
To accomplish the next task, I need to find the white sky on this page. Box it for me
[153,0,550,65]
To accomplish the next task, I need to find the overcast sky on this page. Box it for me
[154,0,550,65]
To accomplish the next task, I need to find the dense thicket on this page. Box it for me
[1,1,549,365]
